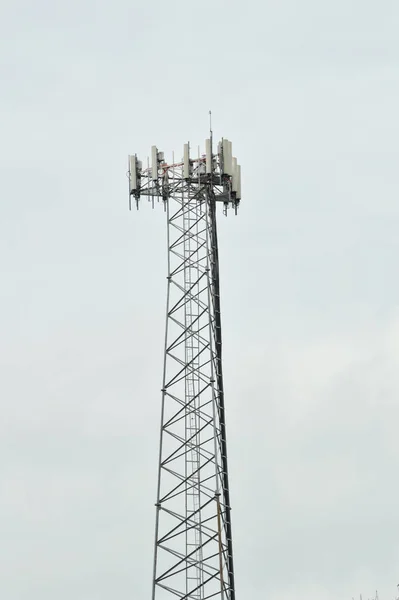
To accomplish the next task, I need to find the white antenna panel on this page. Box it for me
[222,139,233,176]
[231,157,238,192]
[151,146,158,180]
[227,141,233,175]
[205,139,212,174]
[129,155,137,192]
[236,165,242,199]
[183,143,190,179]
[222,139,228,173]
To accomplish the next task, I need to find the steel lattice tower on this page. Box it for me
[128,131,242,600]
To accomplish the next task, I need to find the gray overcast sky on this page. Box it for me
[1,0,399,598]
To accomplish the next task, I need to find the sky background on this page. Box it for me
[1,0,399,598]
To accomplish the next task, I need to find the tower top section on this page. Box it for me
[128,137,242,215]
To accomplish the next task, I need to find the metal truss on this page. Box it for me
[129,141,241,600]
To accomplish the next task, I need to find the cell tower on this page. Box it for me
[128,127,242,600]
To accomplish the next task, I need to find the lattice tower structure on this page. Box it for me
[128,136,242,600]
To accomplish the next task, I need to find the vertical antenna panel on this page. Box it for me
[129,155,137,192]
[232,157,238,192]
[236,164,242,199]
[222,139,228,174]
[222,139,232,175]
[151,146,158,180]
[227,140,233,175]
[205,138,212,174]
[183,143,190,179]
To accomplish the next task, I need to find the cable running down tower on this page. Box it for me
[128,132,242,600]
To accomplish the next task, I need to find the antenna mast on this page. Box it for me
[128,132,241,600]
